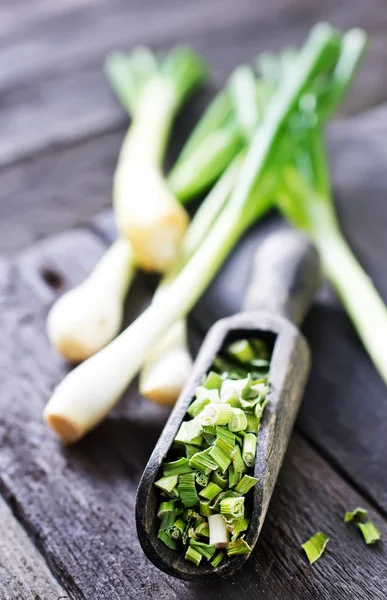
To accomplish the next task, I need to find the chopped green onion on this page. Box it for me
[255,398,268,419]
[220,496,245,519]
[242,433,257,468]
[216,426,236,446]
[189,448,218,474]
[198,404,234,426]
[209,438,234,472]
[209,513,230,548]
[185,545,202,565]
[231,445,246,474]
[195,386,220,403]
[195,471,209,488]
[301,532,329,564]
[154,475,178,494]
[190,539,216,560]
[185,444,199,459]
[202,371,224,390]
[178,473,199,507]
[231,517,249,541]
[235,474,258,494]
[187,397,211,418]
[211,550,225,567]
[159,509,177,532]
[195,521,210,538]
[211,469,229,490]
[199,482,223,501]
[344,507,367,523]
[245,412,260,433]
[158,529,178,550]
[228,466,242,489]
[226,340,256,364]
[228,408,248,432]
[163,457,193,476]
[157,501,176,518]
[211,490,240,511]
[357,520,381,544]
[226,538,252,556]
[175,419,203,445]
[199,499,213,517]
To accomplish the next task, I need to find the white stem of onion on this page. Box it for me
[47,238,134,363]
[113,78,189,273]
[139,319,193,406]
[208,514,230,548]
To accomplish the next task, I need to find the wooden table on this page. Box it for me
[1,1,387,598]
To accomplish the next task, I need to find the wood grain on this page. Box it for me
[0,495,69,600]
[1,0,387,166]
[0,229,385,598]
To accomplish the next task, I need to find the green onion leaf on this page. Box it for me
[185,545,202,565]
[226,340,256,364]
[235,474,258,494]
[220,496,245,519]
[189,448,218,474]
[202,371,224,390]
[344,507,367,523]
[158,529,178,550]
[357,520,381,544]
[175,419,203,445]
[226,538,252,556]
[228,465,242,489]
[154,475,178,494]
[211,550,225,567]
[242,433,257,468]
[199,482,223,501]
[157,501,176,518]
[199,499,213,517]
[190,539,216,561]
[195,521,210,538]
[228,408,248,432]
[163,457,193,476]
[178,473,199,507]
[195,471,209,488]
[302,532,329,564]
[198,404,234,426]
[211,469,229,490]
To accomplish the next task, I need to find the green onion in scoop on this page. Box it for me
[302,532,329,564]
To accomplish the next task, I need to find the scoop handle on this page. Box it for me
[243,229,322,327]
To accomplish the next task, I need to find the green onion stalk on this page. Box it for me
[279,125,387,384]
[107,45,207,273]
[43,24,347,443]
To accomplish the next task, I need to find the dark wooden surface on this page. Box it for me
[1,1,387,599]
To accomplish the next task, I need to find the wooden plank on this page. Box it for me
[0,496,69,600]
[1,0,387,166]
[0,230,386,598]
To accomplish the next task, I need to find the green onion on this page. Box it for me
[47,238,134,364]
[106,46,207,273]
[301,532,329,564]
[190,539,216,561]
[159,509,177,532]
[226,538,252,556]
[154,475,178,494]
[199,499,213,517]
[187,397,211,418]
[178,473,199,507]
[235,474,258,494]
[158,529,178,550]
[195,472,209,488]
[163,457,193,476]
[228,408,248,432]
[211,551,224,567]
[344,507,367,523]
[209,438,234,472]
[185,444,199,460]
[245,412,260,433]
[242,433,257,468]
[215,426,236,447]
[189,448,218,474]
[357,520,381,544]
[175,419,203,445]
[220,496,245,519]
[231,446,246,474]
[209,514,230,548]
[203,371,224,390]
[228,466,242,489]
[226,340,256,364]
[185,545,202,565]
[157,501,176,518]
[199,483,223,501]
[255,398,268,419]
[212,469,229,490]
[198,404,234,426]
[231,517,250,541]
[195,521,210,538]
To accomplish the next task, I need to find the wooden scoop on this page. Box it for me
[136,229,322,581]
